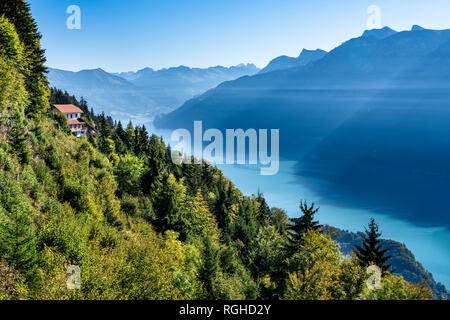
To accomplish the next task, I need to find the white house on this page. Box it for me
[52,104,96,138]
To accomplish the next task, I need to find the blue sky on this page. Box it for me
[28,0,450,72]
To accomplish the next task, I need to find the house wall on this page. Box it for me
[66,113,81,119]
[52,108,91,137]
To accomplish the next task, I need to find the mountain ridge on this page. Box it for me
[362,26,398,39]
[259,49,327,74]
[47,63,260,125]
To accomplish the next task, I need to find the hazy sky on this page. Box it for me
[28,0,450,72]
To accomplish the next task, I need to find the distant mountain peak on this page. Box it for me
[231,63,259,70]
[362,26,397,39]
[298,48,327,56]
[411,25,425,31]
[139,67,154,72]
[260,48,327,74]
[298,48,328,60]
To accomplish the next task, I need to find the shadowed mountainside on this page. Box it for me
[155,26,450,229]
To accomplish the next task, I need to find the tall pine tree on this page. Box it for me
[0,0,50,116]
[0,16,29,114]
[255,193,272,224]
[354,218,393,274]
[0,173,37,279]
[288,201,321,250]
[198,234,220,298]
[9,112,31,165]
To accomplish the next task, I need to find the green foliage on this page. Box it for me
[0,16,24,64]
[248,225,286,278]
[331,255,368,300]
[231,196,260,252]
[40,211,88,264]
[153,174,191,241]
[0,260,29,299]
[198,234,220,298]
[0,17,28,114]
[8,112,31,165]
[0,0,50,116]
[248,225,287,298]
[271,207,289,235]
[284,229,345,300]
[0,173,37,279]
[360,273,433,300]
[20,164,42,202]
[0,55,28,113]
[51,112,71,135]
[186,190,219,239]
[114,154,144,197]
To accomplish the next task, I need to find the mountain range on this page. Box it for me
[47,64,260,125]
[155,26,450,230]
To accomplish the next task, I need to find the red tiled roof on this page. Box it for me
[53,104,84,114]
[67,119,86,125]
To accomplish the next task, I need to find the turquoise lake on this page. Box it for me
[217,161,450,288]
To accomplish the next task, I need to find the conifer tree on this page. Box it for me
[9,112,31,165]
[354,218,393,274]
[255,193,272,223]
[213,177,239,235]
[187,190,218,239]
[0,0,50,116]
[143,134,169,199]
[0,16,29,114]
[271,207,289,235]
[288,201,321,250]
[125,122,135,151]
[153,174,191,240]
[0,174,37,279]
[198,234,220,297]
[110,120,127,150]
[231,196,260,250]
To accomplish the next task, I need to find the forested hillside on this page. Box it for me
[0,0,439,300]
